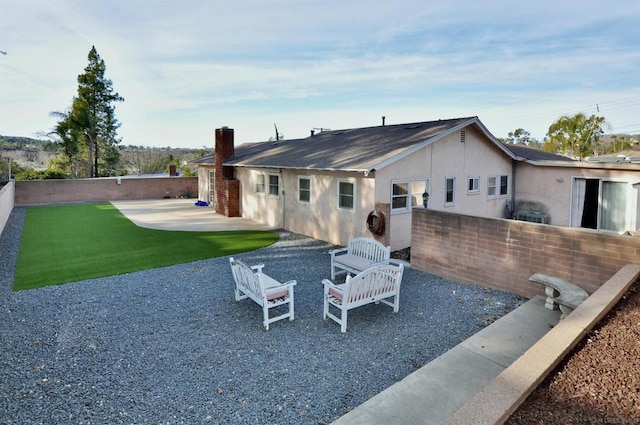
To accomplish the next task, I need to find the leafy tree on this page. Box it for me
[70,46,124,177]
[501,128,540,148]
[543,113,607,160]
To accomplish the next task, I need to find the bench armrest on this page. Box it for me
[328,247,348,256]
[389,259,410,268]
[250,264,265,273]
[280,280,297,288]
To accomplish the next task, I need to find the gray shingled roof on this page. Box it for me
[225,117,493,172]
[504,144,575,162]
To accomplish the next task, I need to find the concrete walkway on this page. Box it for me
[333,295,562,425]
[111,199,274,231]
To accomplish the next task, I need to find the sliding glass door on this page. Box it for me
[571,178,630,233]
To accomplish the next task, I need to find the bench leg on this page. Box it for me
[263,305,270,331]
[289,292,295,322]
[558,304,573,320]
[340,308,348,333]
[544,286,560,311]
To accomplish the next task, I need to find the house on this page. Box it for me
[505,144,640,234]
[196,117,640,250]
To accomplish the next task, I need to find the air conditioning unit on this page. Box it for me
[516,211,550,224]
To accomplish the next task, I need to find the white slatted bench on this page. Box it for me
[529,273,589,319]
[322,263,405,332]
[229,257,297,331]
[329,237,391,280]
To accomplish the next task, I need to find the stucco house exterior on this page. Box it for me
[507,145,640,234]
[195,117,640,250]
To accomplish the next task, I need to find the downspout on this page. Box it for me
[280,169,286,230]
[510,159,517,219]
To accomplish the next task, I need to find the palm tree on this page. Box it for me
[48,111,79,177]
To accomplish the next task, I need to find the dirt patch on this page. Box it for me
[506,282,640,424]
[391,247,410,262]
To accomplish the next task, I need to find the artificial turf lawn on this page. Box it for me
[13,203,279,291]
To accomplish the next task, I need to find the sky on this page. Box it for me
[1,0,640,149]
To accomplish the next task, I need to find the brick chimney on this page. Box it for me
[214,127,240,217]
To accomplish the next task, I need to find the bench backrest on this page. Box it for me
[229,258,264,300]
[347,237,390,263]
[343,264,404,305]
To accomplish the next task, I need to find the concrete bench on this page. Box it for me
[329,237,391,280]
[529,273,589,319]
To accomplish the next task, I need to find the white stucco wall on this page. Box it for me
[235,167,375,247]
[236,167,285,229]
[515,162,640,230]
[197,166,214,205]
[374,127,514,249]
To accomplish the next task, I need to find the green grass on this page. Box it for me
[14,203,279,291]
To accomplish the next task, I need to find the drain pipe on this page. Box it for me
[280,169,286,230]
[510,160,517,219]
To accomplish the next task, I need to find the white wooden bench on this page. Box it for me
[529,273,589,319]
[229,257,297,330]
[329,237,391,280]
[322,263,405,332]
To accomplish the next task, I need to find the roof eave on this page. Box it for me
[225,163,369,173]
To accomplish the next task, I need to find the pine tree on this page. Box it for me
[71,46,124,177]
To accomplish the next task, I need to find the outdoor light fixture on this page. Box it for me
[422,191,430,208]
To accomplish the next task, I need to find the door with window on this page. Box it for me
[571,178,629,233]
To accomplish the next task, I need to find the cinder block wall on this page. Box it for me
[411,208,640,298]
[14,177,198,206]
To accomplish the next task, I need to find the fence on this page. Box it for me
[0,180,15,236]
[411,208,640,298]
[14,176,198,206]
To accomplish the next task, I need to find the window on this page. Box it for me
[338,180,355,210]
[467,176,480,194]
[256,173,265,194]
[392,183,409,209]
[488,175,508,198]
[500,175,509,196]
[391,180,429,212]
[298,177,311,203]
[445,177,456,205]
[268,174,279,197]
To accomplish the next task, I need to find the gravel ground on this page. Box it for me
[1,207,526,425]
[506,282,640,425]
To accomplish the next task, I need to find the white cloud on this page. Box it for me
[1,0,639,146]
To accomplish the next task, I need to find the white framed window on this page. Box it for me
[391,180,429,212]
[298,176,311,203]
[488,175,509,198]
[445,177,456,206]
[256,173,265,194]
[467,176,480,194]
[268,174,280,197]
[338,180,355,210]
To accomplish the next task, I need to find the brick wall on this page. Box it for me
[214,127,240,217]
[411,208,640,298]
[14,177,198,206]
